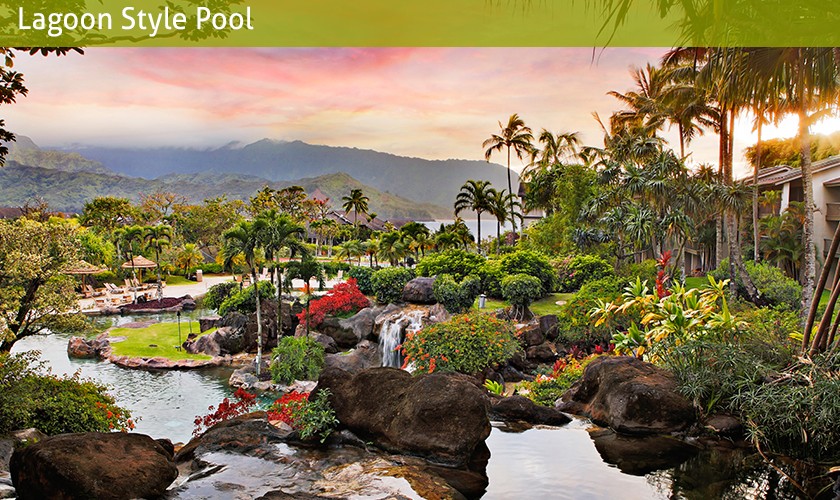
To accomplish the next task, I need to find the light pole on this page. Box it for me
[176,310,182,351]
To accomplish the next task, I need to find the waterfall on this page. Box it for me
[379,310,425,368]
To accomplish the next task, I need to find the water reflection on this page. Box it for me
[12,310,233,444]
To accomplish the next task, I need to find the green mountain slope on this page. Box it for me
[0,162,446,219]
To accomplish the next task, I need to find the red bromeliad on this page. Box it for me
[266,391,310,426]
[192,387,257,438]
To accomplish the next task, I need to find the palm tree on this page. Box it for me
[223,218,269,377]
[116,224,144,302]
[143,224,172,300]
[336,239,364,265]
[488,188,520,253]
[483,114,534,234]
[175,243,203,277]
[364,236,380,267]
[525,129,581,177]
[341,189,370,237]
[434,231,460,251]
[378,231,408,266]
[453,180,493,250]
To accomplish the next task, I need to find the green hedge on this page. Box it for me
[371,267,415,304]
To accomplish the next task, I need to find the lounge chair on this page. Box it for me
[86,285,104,297]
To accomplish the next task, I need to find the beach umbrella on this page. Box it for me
[65,260,108,292]
[120,255,157,269]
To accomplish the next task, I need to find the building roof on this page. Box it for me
[747,155,840,187]
[0,207,23,219]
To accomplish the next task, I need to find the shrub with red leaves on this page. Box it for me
[266,390,310,425]
[192,387,257,438]
[655,251,673,299]
[297,278,370,328]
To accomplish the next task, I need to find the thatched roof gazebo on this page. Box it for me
[121,256,157,269]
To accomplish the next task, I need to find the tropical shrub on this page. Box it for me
[556,254,615,292]
[188,262,224,275]
[193,387,256,438]
[555,276,625,347]
[433,274,481,314]
[501,274,542,319]
[297,278,370,328]
[617,259,658,283]
[0,352,134,435]
[270,336,326,384]
[371,267,415,304]
[516,355,594,406]
[204,281,241,310]
[478,259,505,298]
[495,250,556,296]
[400,312,521,375]
[269,389,338,443]
[591,276,741,361]
[711,259,801,310]
[322,261,351,279]
[416,249,486,281]
[484,379,504,396]
[347,266,376,295]
[218,280,276,316]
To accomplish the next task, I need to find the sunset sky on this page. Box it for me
[6,47,836,177]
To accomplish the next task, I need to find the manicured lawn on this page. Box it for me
[472,292,574,316]
[164,275,197,286]
[684,276,708,290]
[108,321,212,360]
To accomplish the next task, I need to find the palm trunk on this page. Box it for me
[506,146,517,235]
[252,269,263,378]
[753,120,762,263]
[799,103,816,325]
[476,211,482,253]
[496,219,501,254]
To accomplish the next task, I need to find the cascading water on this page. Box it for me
[379,310,425,368]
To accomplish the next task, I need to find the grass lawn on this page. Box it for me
[165,275,197,286]
[471,292,574,316]
[108,321,213,360]
[684,276,708,290]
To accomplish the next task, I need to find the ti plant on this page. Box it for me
[484,379,505,396]
[590,276,744,361]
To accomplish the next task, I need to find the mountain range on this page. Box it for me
[1,137,517,219]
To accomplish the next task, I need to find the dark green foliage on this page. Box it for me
[555,276,626,346]
[204,281,240,311]
[347,266,375,295]
[0,352,132,435]
[322,261,351,279]
[371,267,415,304]
[495,250,557,296]
[416,249,486,282]
[282,258,325,292]
[433,274,481,314]
[556,254,615,292]
[293,389,338,443]
[270,336,326,384]
[500,274,542,309]
[617,259,658,282]
[188,262,224,275]
[711,259,801,310]
[218,280,276,316]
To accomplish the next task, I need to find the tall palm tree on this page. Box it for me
[341,189,370,237]
[525,129,581,177]
[488,188,520,253]
[223,218,269,377]
[336,239,364,265]
[116,224,144,302]
[453,179,493,250]
[483,114,534,234]
[175,243,203,277]
[143,224,172,300]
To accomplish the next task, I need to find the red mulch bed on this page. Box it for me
[120,297,183,312]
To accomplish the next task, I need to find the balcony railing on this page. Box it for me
[827,202,840,221]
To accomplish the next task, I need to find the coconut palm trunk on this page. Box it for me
[251,267,263,378]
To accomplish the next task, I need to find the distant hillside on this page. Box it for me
[60,139,514,208]
[0,162,445,219]
[3,137,111,175]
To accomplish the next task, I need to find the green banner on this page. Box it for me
[0,0,838,47]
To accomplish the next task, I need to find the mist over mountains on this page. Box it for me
[60,139,514,208]
[2,137,515,219]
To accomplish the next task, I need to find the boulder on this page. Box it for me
[229,366,260,389]
[539,314,559,341]
[309,332,339,354]
[315,367,491,467]
[526,341,558,363]
[67,334,110,359]
[0,429,47,473]
[704,414,743,438]
[401,277,437,304]
[320,308,376,348]
[324,340,381,374]
[499,365,533,383]
[175,413,291,463]
[10,432,178,500]
[199,315,221,332]
[519,322,545,347]
[557,356,696,434]
[489,395,571,427]
[427,303,451,324]
[181,295,197,310]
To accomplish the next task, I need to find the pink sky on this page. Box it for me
[4,47,815,176]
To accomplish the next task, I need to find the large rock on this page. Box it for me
[539,314,559,341]
[175,413,291,462]
[557,356,696,434]
[316,367,491,467]
[588,428,699,475]
[320,308,376,348]
[0,429,47,473]
[324,340,381,374]
[518,322,545,347]
[526,341,558,363]
[67,333,110,359]
[489,395,571,427]
[10,432,178,500]
[199,315,221,332]
[401,277,437,304]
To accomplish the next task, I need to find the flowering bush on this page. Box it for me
[516,353,605,406]
[268,389,338,443]
[400,312,521,375]
[193,388,257,438]
[297,278,370,328]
